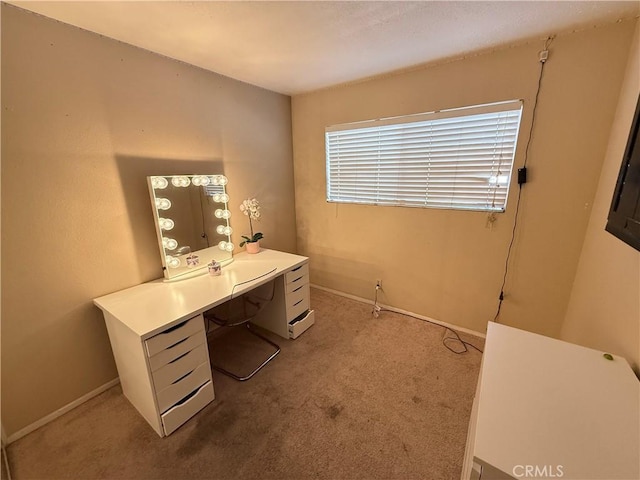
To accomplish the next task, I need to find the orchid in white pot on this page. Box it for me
[239,198,263,252]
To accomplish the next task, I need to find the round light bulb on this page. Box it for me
[216,225,225,235]
[220,193,229,203]
[212,193,221,202]
[165,256,181,268]
[225,242,234,252]
[215,209,224,218]
[221,210,231,219]
[224,226,232,235]
[171,176,191,187]
[155,198,171,210]
[151,177,168,189]
[218,241,227,250]
[217,175,228,186]
[163,238,178,250]
[159,218,174,230]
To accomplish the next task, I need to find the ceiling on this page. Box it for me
[8,1,640,95]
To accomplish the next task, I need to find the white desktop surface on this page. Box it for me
[474,322,640,480]
[93,249,308,339]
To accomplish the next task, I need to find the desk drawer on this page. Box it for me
[152,344,209,392]
[286,285,310,322]
[286,274,309,294]
[289,310,315,339]
[161,381,215,436]
[156,361,211,413]
[145,315,204,357]
[285,263,309,285]
[148,331,205,372]
[286,282,309,308]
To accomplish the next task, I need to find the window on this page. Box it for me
[326,100,523,212]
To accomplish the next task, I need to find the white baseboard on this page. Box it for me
[6,378,120,444]
[310,283,486,339]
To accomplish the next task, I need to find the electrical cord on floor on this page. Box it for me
[375,306,483,354]
[373,286,483,354]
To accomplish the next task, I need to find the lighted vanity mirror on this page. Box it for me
[147,175,234,280]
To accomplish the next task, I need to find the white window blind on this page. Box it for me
[326,100,523,212]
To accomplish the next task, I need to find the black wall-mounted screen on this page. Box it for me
[606,95,640,252]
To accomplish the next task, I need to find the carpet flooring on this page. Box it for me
[6,288,483,479]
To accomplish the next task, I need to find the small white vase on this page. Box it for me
[246,241,261,254]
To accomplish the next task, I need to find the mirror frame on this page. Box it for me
[147,175,235,280]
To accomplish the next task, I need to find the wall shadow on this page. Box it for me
[115,155,225,281]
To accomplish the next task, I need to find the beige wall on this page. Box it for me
[561,24,640,372]
[292,21,636,337]
[1,5,296,437]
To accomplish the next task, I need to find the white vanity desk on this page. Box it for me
[94,249,313,437]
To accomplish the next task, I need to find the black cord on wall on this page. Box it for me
[493,36,554,323]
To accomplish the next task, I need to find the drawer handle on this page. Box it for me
[291,265,303,272]
[172,384,206,407]
[291,276,303,284]
[162,319,189,334]
[292,285,303,293]
[289,311,308,325]
[168,350,191,364]
[172,368,195,385]
[166,337,189,351]
[293,299,303,307]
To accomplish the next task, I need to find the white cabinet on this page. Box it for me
[252,260,315,340]
[102,312,214,437]
[462,323,639,480]
[144,315,215,433]
[284,266,310,321]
